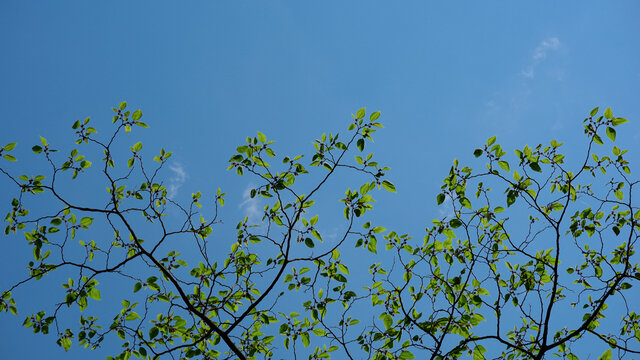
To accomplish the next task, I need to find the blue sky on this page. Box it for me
[1,1,640,359]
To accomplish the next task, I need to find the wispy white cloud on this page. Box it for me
[239,184,263,223]
[533,37,560,61]
[438,195,455,220]
[166,162,187,199]
[521,67,535,79]
[521,37,561,78]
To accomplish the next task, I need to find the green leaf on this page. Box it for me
[399,351,415,359]
[257,131,267,143]
[590,106,599,117]
[381,313,393,329]
[604,107,613,119]
[507,191,516,207]
[59,337,72,352]
[304,238,315,248]
[133,283,142,293]
[367,237,377,254]
[487,136,496,146]
[473,149,483,158]
[119,101,127,110]
[338,263,349,275]
[615,191,623,201]
[313,328,327,336]
[599,349,612,360]
[606,127,616,141]
[382,180,396,193]
[612,117,628,126]
[369,111,380,121]
[300,332,310,347]
[133,142,143,152]
[529,162,541,172]
[437,193,445,205]
[356,108,366,119]
[80,217,93,226]
[87,288,101,301]
[149,327,159,339]
[32,145,43,154]
[3,143,17,151]
[449,219,463,229]
[593,134,604,145]
[550,203,564,211]
[594,266,602,277]
[3,154,17,161]
[498,160,510,172]
[473,345,486,360]
[131,109,142,121]
[125,312,140,321]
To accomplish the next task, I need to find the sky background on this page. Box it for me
[1,1,640,359]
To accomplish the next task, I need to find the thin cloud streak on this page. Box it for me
[521,37,561,78]
[167,163,187,199]
[438,195,455,220]
[533,37,560,61]
[239,184,263,224]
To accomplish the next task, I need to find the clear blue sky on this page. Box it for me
[1,1,639,359]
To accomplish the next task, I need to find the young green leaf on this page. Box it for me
[300,332,310,347]
[529,162,542,172]
[598,349,612,360]
[399,351,415,359]
[593,134,604,145]
[131,109,142,121]
[612,117,628,126]
[606,127,616,141]
[604,107,613,119]
[87,288,101,301]
[381,180,396,193]
[498,161,510,172]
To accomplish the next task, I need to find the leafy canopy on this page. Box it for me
[1,103,639,360]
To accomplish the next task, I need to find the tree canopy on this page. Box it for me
[1,103,639,360]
